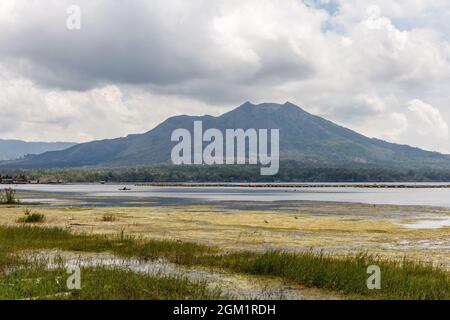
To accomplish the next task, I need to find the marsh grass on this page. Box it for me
[194,251,449,300]
[16,209,46,223]
[101,214,117,222]
[68,267,223,300]
[0,226,222,300]
[0,225,213,261]
[0,267,223,300]
[0,225,448,300]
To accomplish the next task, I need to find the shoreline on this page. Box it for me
[134,182,450,188]
[4,182,450,189]
[10,185,450,209]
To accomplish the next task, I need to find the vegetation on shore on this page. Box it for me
[0,226,222,300]
[0,225,448,300]
[195,251,449,300]
[0,267,222,300]
[0,188,41,206]
[0,188,20,205]
[3,163,450,183]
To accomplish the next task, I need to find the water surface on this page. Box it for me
[11,183,450,208]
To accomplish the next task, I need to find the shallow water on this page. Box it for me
[402,216,450,229]
[23,250,342,300]
[12,183,450,208]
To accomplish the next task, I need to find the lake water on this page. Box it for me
[11,183,450,208]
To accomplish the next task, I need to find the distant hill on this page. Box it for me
[0,139,76,161]
[2,102,450,170]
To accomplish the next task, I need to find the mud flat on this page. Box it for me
[1,199,449,300]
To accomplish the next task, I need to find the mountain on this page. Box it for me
[2,102,450,170]
[0,139,76,161]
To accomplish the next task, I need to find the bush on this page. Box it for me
[101,214,117,222]
[17,209,46,223]
[1,188,19,204]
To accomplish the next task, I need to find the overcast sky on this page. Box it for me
[0,0,449,153]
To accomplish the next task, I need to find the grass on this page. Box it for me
[0,226,223,300]
[194,251,450,300]
[16,209,46,223]
[0,225,448,300]
[0,225,212,260]
[0,267,223,300]
[101,214,117,222]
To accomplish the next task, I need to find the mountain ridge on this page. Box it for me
[2,102,449,170]
[0,139,76,161]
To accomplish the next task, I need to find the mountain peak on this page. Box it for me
[283,101,299,108]
[236,101,302,110]
[241,101,255,107]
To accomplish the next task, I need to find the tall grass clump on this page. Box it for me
[101,214,117,222]
[16,209,46,223]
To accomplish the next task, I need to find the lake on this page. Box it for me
[11,183,450,208]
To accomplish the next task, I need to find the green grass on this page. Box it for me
[0,267,223,300]
[0,225,448,300]
[194,251,449,300]
[0,226,222,300]
[0,225,212,261]
[16,209,46,223]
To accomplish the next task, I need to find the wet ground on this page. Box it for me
[1,185,448,300]
[21,250,345,300]
[2,191,449,270]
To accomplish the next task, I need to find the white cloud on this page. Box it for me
[342,111,408,142]
[408,99,449,139]
[0,68,222,142]
[0,0,449,152]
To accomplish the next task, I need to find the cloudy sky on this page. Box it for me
[0,0,449,153]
